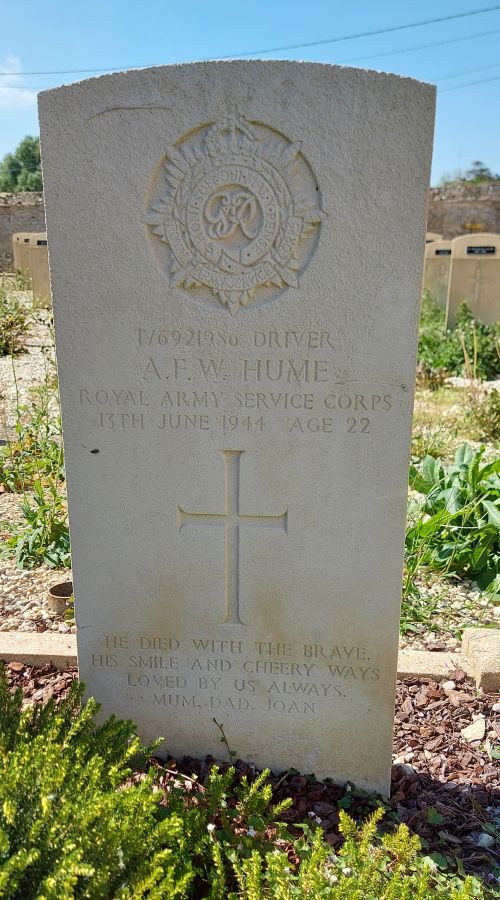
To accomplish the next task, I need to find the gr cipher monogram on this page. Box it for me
[177,450,288,625]
[146,113,323,315]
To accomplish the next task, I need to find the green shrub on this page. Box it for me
[0,666,490,898]
[0,286,29,356]
[406,443,500,597]
[418,293,500,381]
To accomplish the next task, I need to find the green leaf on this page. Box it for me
[454,444,474,468]
[426,807,445,826]
[429,851,449,870]
[482,499,500,528]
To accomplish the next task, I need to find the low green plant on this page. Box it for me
[467,389,500,442]
[0,285,29,356]
[1,478,70,568]
[406,443,500,598]
[0,666,490,899]
[0,373,64,493]
[0,667,193,898]
[418,293,500,381]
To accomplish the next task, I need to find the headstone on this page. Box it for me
[446,232,500,327]
[29,235,51,306]
[425,232,442,243]
[12,231,46,276]
[12,233,33,274]
[12,233,25,271]
[39,61,435,795]
[423,240,452,307]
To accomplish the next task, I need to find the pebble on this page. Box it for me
[474,833,496,850]
[441,680,456,692]
[492,703,500,713]
[461,718,486,742]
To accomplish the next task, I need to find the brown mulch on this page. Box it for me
[4,661,499,883]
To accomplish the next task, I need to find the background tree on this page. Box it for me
[464,160,500,183]
[0,136,42,192]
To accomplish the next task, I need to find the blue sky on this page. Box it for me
[1,0,500,184]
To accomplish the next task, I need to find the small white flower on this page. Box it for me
[328,874,339,885]
[207,823,216,833]
[308,811,316,819]
[46,794,57,802]
[342,866,352,876]
[314,815,322,825]
[246,826,257,837]
[117,848,125,871]
[284,867,290,875]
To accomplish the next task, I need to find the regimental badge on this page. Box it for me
[145,114,323,315]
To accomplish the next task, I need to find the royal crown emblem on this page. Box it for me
[145,114,323,315]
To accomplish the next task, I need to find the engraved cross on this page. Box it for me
[177,450,287,625]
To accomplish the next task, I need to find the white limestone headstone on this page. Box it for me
[446,232,500,327]
[39,61,435,795]
[423,240,452,308]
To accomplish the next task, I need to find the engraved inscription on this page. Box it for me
[94,633,383,719]
[177,450,287,625]
[146,114,323,315]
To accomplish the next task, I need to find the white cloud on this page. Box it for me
[0,55,37,109]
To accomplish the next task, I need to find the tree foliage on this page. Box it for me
[0,136,42,192]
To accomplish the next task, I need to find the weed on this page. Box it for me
[0,284,29,356]
[0,371,64,493]
[467,389,500,442]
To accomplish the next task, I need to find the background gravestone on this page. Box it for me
[29,235,50,306]
[423,239,452,308]
[39,61,435,795]
[446,232,500,327]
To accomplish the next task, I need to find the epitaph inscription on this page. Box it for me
[146,114,323,315]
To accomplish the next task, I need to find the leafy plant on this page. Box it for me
[418,293,500,381]
[1,478,70,568]
[406,444,500,597]
[0,666,193,898]
[0,285,29,356]
[0,373,64,493]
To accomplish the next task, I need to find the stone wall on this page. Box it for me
[427,183,500,239]
[0,192,45,270]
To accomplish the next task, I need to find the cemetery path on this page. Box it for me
[4,662,499,883]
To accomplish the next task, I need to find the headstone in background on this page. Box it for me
[446,232,500,327]
[29,235,51,306]
[39,61,435,795]
[16,233,32,274]
[423,239,452,308]
[12,233,25,271]
[425,232,442,243]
